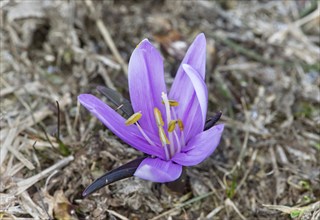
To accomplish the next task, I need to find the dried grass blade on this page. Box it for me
[15,156,74,195]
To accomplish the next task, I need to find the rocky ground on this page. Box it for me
[0,0,319,219]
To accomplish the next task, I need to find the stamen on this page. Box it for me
[168,120,177,132]
[158,126,170,145]
[125,112,155,146]
[136,123,155,146]
[171,108,184,152]
[177,119,184,131]
[125,112,142,126]
[153,108,164,126]
[162,92,175,156]
[177,119,185,146]
[153,107,170,160]
[163,146,170,160]
[173,130,181,153]
[161,100,179,107]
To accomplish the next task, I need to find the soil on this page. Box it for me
[1,0,319,219]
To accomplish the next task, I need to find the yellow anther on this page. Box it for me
[125,112,142,126]
[158,126,170,145]
[161,100,179,107]
[168,120,177,132]
[154,108,164,126]
[177,119,184,131]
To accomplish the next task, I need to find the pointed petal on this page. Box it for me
[172,124,224,166]
[183,64,208,125]
[169,34,207,139]
[128,39,167,135]
[134,157,182,182]
[78,94,165,159]
[175,33,207,79]
[171,64,208,140]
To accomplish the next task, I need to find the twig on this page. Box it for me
[295,3,320,27]
[7,139,35,170]
[73,99,80,132]
[15,155,74,195]
[107,210,129,220]
[210,32,284,66]
[207,32,319,72]
[35,184,52,220]
[263,201,320,219]
[84,0,128,76]
[225,198,246,220]
[223,98,250,183]
[20,191,48,219]
[0,127,17,167]
[235,149,258,192]
[206,205,224,218]
[56,101,60,139]
[269,145,286,198]
[150,192,214,220]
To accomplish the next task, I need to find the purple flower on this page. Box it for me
[78,33,224,183]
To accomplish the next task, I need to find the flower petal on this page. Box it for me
[169,34,207,139]
[134,157,182,182]
[182,64,208,126]
[128,39,167,135]
[174,33,206,80]
[172,124,224,166]
[78,94,165,159]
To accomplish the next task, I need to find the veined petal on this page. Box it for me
[128,39,167,135]
[169,34,207,139]
[134,157,182,182]
[172,124,224,166]
[174,33,206,80]
[180,96,203,142]
[183,64,208,124]
[78,94,165,159]
[171,64,208,141]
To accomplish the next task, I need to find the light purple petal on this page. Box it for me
[128,39,167,135]
[172,124,224,166]
[78,94,165,159]
[174,33,206,80]
[169,33,207,139]
[182,64,208,126]
[134,157,182,182]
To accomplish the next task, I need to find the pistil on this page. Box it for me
[161,92,175,156]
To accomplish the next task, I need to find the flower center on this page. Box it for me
[125,92,185,160]
[160,92,184,158]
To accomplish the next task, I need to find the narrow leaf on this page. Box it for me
[82,156,146,197]
[96,86,134,117]
[204,111,222,131]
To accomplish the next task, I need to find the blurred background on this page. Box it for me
[1,0,319,219]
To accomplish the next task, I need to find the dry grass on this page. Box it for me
[0,0,319,219]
